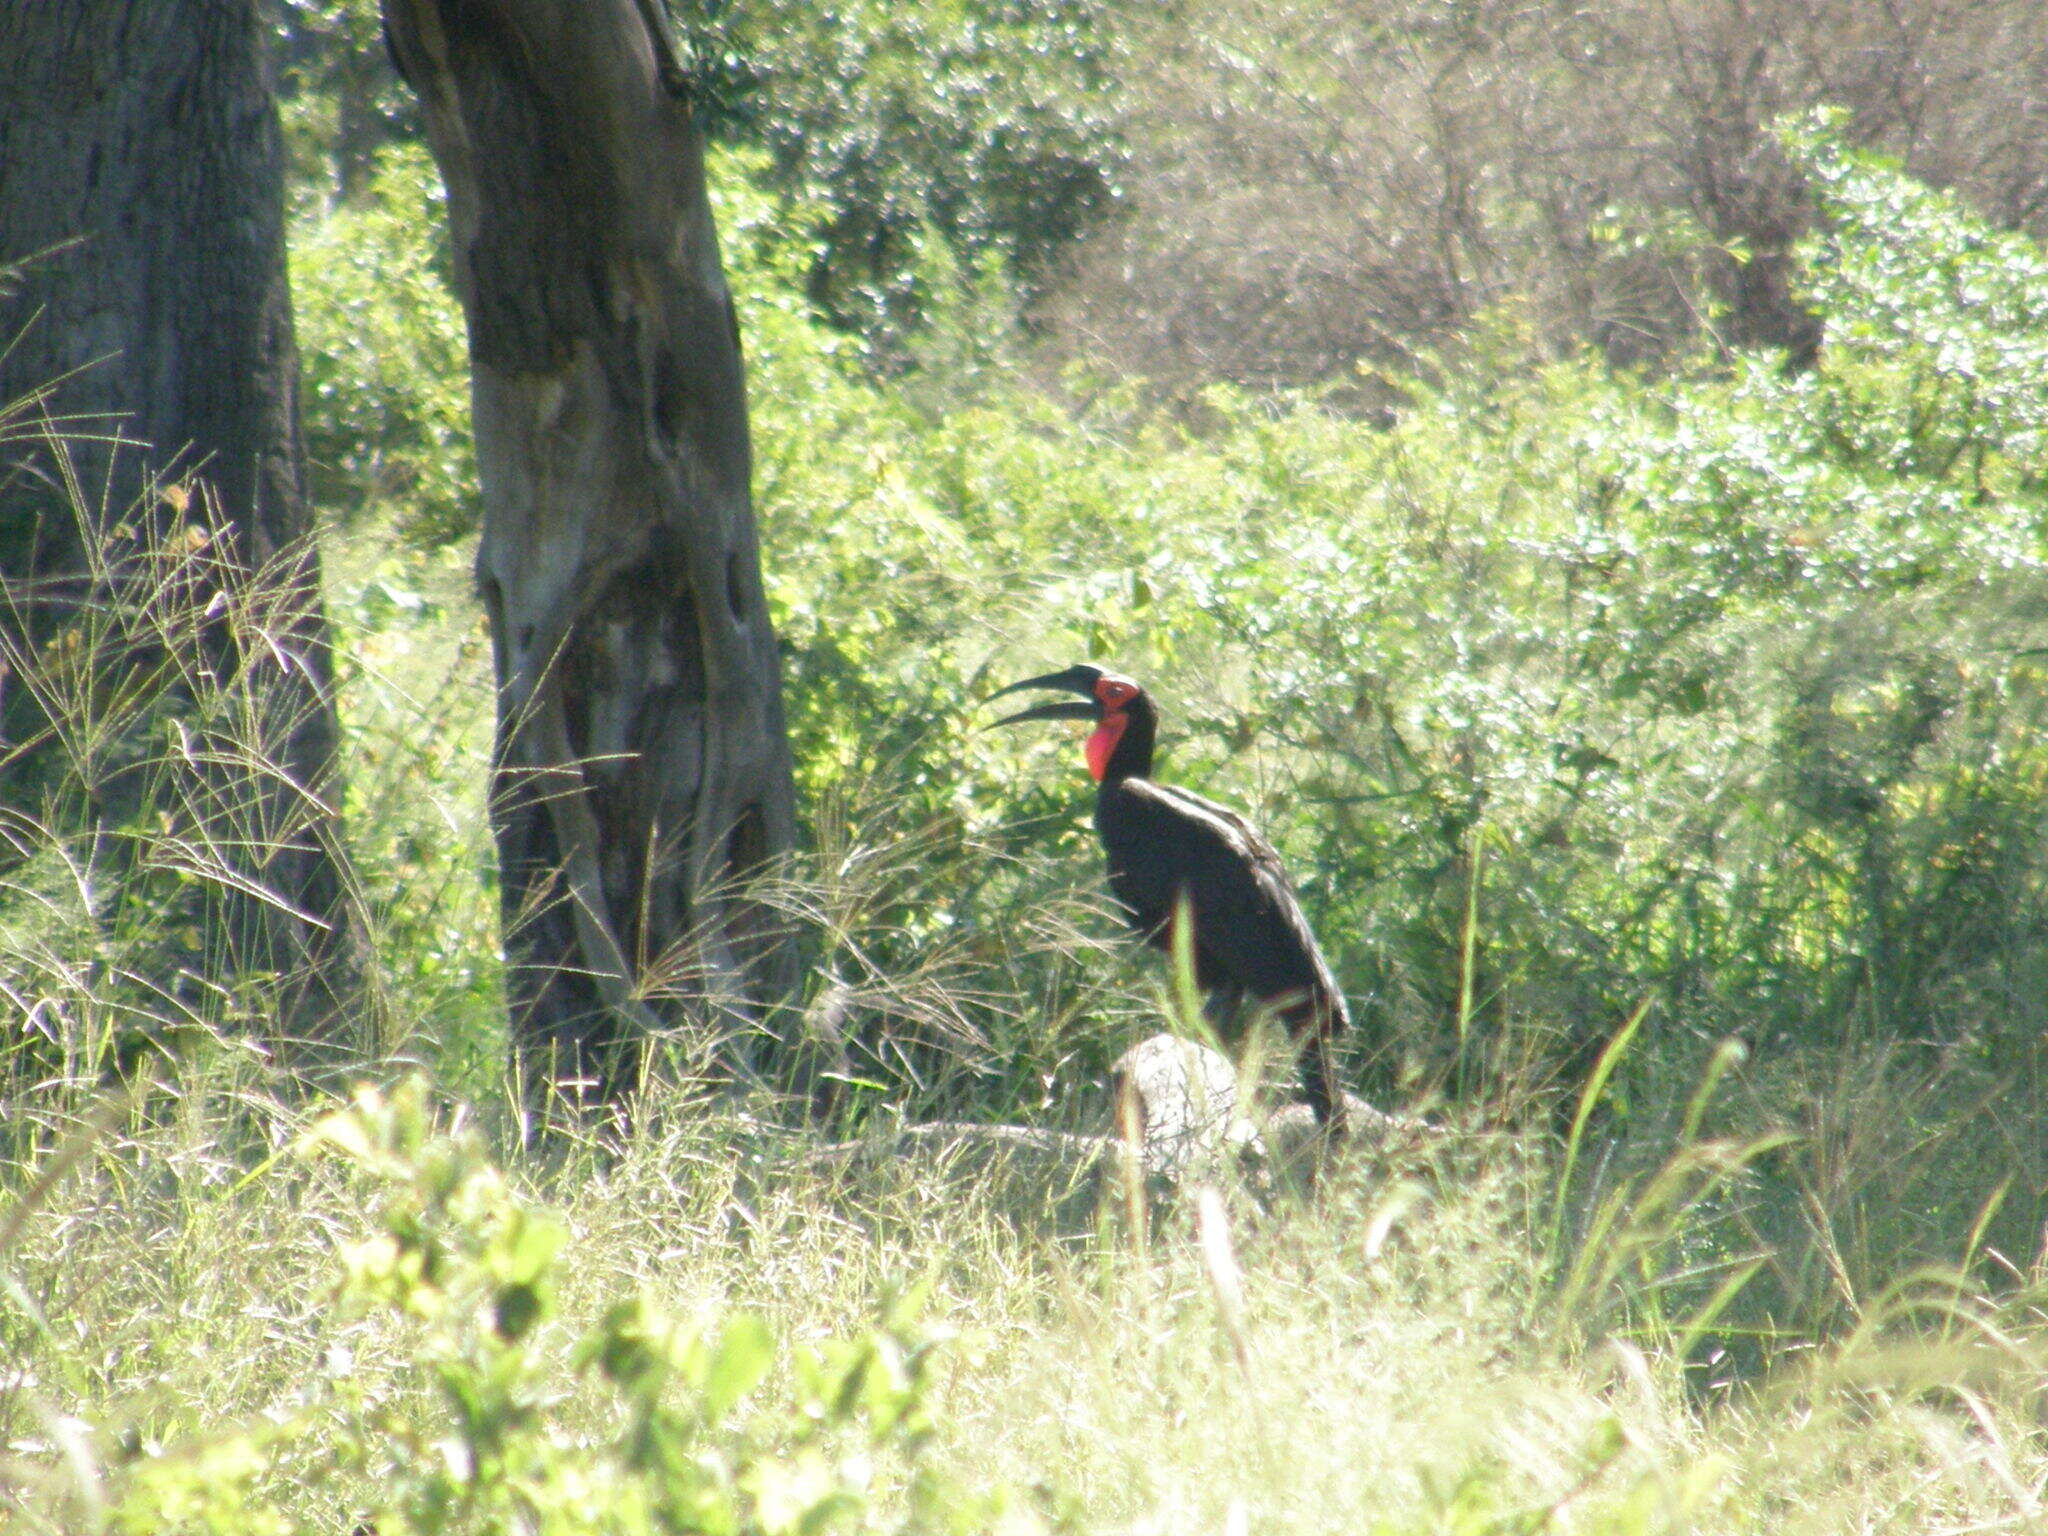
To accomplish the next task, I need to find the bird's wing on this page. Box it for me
[1098,779,1349,1032]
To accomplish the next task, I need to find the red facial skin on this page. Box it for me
[1085,715,1126,780]
[1084,674,1142,781]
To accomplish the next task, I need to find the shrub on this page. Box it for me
[672,0,1126,365]
[291,142,476,545]
[1044,0,2048,389]
[752,119,2048,1137]
[53,1080,1038,1535]
[285,108,2048,1183]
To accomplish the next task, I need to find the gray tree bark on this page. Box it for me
[381,0,802,1119]
[0,1,360,1062]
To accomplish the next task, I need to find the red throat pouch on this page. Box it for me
[1085,712,1127,781]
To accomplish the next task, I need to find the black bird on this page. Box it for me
[990,664,1350,1134]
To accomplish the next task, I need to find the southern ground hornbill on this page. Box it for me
[990,664,1351,1136]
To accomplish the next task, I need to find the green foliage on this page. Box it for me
[274,0,417,210]
[674,120,2041,1154]
[732,122,2048,1326]
[291,142,476,544]
[1127,120,2048,1084]
[1790,108,2048,473]
[67,1081,1036,1535]
[267,101,2048,1350]
[13,1069,2045,1536]
[671,0,1125,361]
[322,525,503,1084]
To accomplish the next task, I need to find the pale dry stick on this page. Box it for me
[1193,1182,1251,1378]
[1116,1073,1149,1258]
[1363,1179,1431,1263]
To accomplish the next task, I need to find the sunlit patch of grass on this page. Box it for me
[321,510,502,1089]
[9,1062,2048,1532]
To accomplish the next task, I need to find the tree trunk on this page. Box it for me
[382,0,801,1119]
[0,2,361,1065]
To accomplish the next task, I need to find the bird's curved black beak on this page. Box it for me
[984,665,1104,729]
[988,697,1099,728]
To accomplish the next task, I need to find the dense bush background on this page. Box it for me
[10,4,2048,1529]
[1050,0,2048,388]
[278,0,2048,387]
[274,85,2048,1310]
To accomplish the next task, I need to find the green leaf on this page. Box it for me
[703,1312,775,1421]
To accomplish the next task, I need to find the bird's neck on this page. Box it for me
[1092,703,1156,783]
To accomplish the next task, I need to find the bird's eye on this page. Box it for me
[1099,680,1138,706]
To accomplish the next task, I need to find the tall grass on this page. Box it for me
[0,432,375,1093]
[9,1049,2048,1532]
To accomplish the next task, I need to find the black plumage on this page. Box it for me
[991,664,1350,1132]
